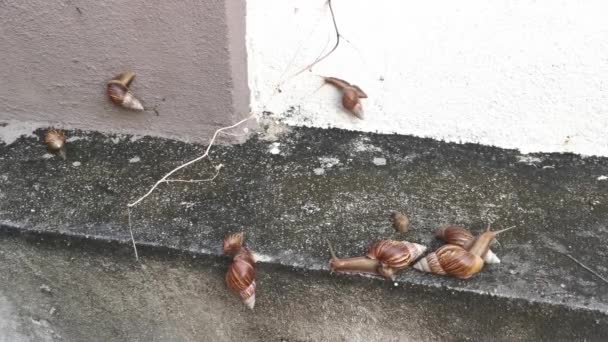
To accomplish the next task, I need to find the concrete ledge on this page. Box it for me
[1,231,607,341]
[1,125,607,337]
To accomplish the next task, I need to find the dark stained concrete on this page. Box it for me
[1,125,607,340]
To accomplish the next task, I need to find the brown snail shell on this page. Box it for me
[324,77,367,119]
[226,247,256,309]
[329,240,426,280]
[44,128,66,159]
[415,225,515,279]
[390,211,410,233]
[366,240,426,279]
[107,72,144,111]
[342,87,364,119]
[413,244,484,280]
[435,225,500,264]
[224,232,256,309]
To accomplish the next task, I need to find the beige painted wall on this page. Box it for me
[0,0,252,143]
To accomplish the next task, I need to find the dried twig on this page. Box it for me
[127,208,139,261]
[559,252,608,285]
[164,165,222,183]
[291,0,341,78]
[127,113,255,208]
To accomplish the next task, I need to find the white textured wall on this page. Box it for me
[247,0,608,156]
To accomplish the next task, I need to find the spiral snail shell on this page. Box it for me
[329,239,426,280]
[414,226,515,279]
[107,71,144,111]
[413,244,484,279]
[435,225,500,264]
[223,232,256,309]
[367,240,427,279]
[390,211,410,233]
[44,128,66,160]
[324,77,367,119]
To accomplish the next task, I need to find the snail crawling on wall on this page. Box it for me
[324,77,367,119]
[223,232,256,309]
[106,71,144,111]
[328,239,427,280]
[413,225,515,279]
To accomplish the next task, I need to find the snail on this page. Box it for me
[324,76,367,119]
[413,226,516,279]
[44,128,66,159]
[328,239,427,280]
[106,71,144,111]
[390,211,410,233]
[223,232,256,309]
[435,225,500,264]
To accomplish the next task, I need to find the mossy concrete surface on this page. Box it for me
[1,126,607,340]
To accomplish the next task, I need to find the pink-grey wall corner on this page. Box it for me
[0,0,253,143]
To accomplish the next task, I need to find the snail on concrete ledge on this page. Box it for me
[328,239,427,280]
[414,226,515,279]
[223,232,256,309]
[435,225,501,264]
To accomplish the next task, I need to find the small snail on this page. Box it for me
[107,71,144,111]
[413,226,515,279]
[223,232,256,309]
[435,225,500,264]
[44,128,66,159]
[324,77,367,119]
[328,239,426,280]
[390,211,410,233]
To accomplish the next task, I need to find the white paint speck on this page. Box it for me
[72,161,81,167]
[42,153,54,159]
[313,168,325,175]
[318,157,340,168]
[373,157,387,166]
[129,156,141,163]
[66,136,85,142]
[560,283,566,289]
[517,155,543,164]
[269,142,281,155]
[597,175,608,181]
[393,282,398,287]
[253,253,274,263]
[353,137,382,152]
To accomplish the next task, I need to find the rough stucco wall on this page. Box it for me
[247,0,608,156]
[0,0,250,143]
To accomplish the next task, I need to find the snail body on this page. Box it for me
[324,77,367,119]
[414,226,515,279]
[329,240,426,280]
[44,128,66,159]
[107,71,144,111]
[223,232,256,309]
[435,225,500,264]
